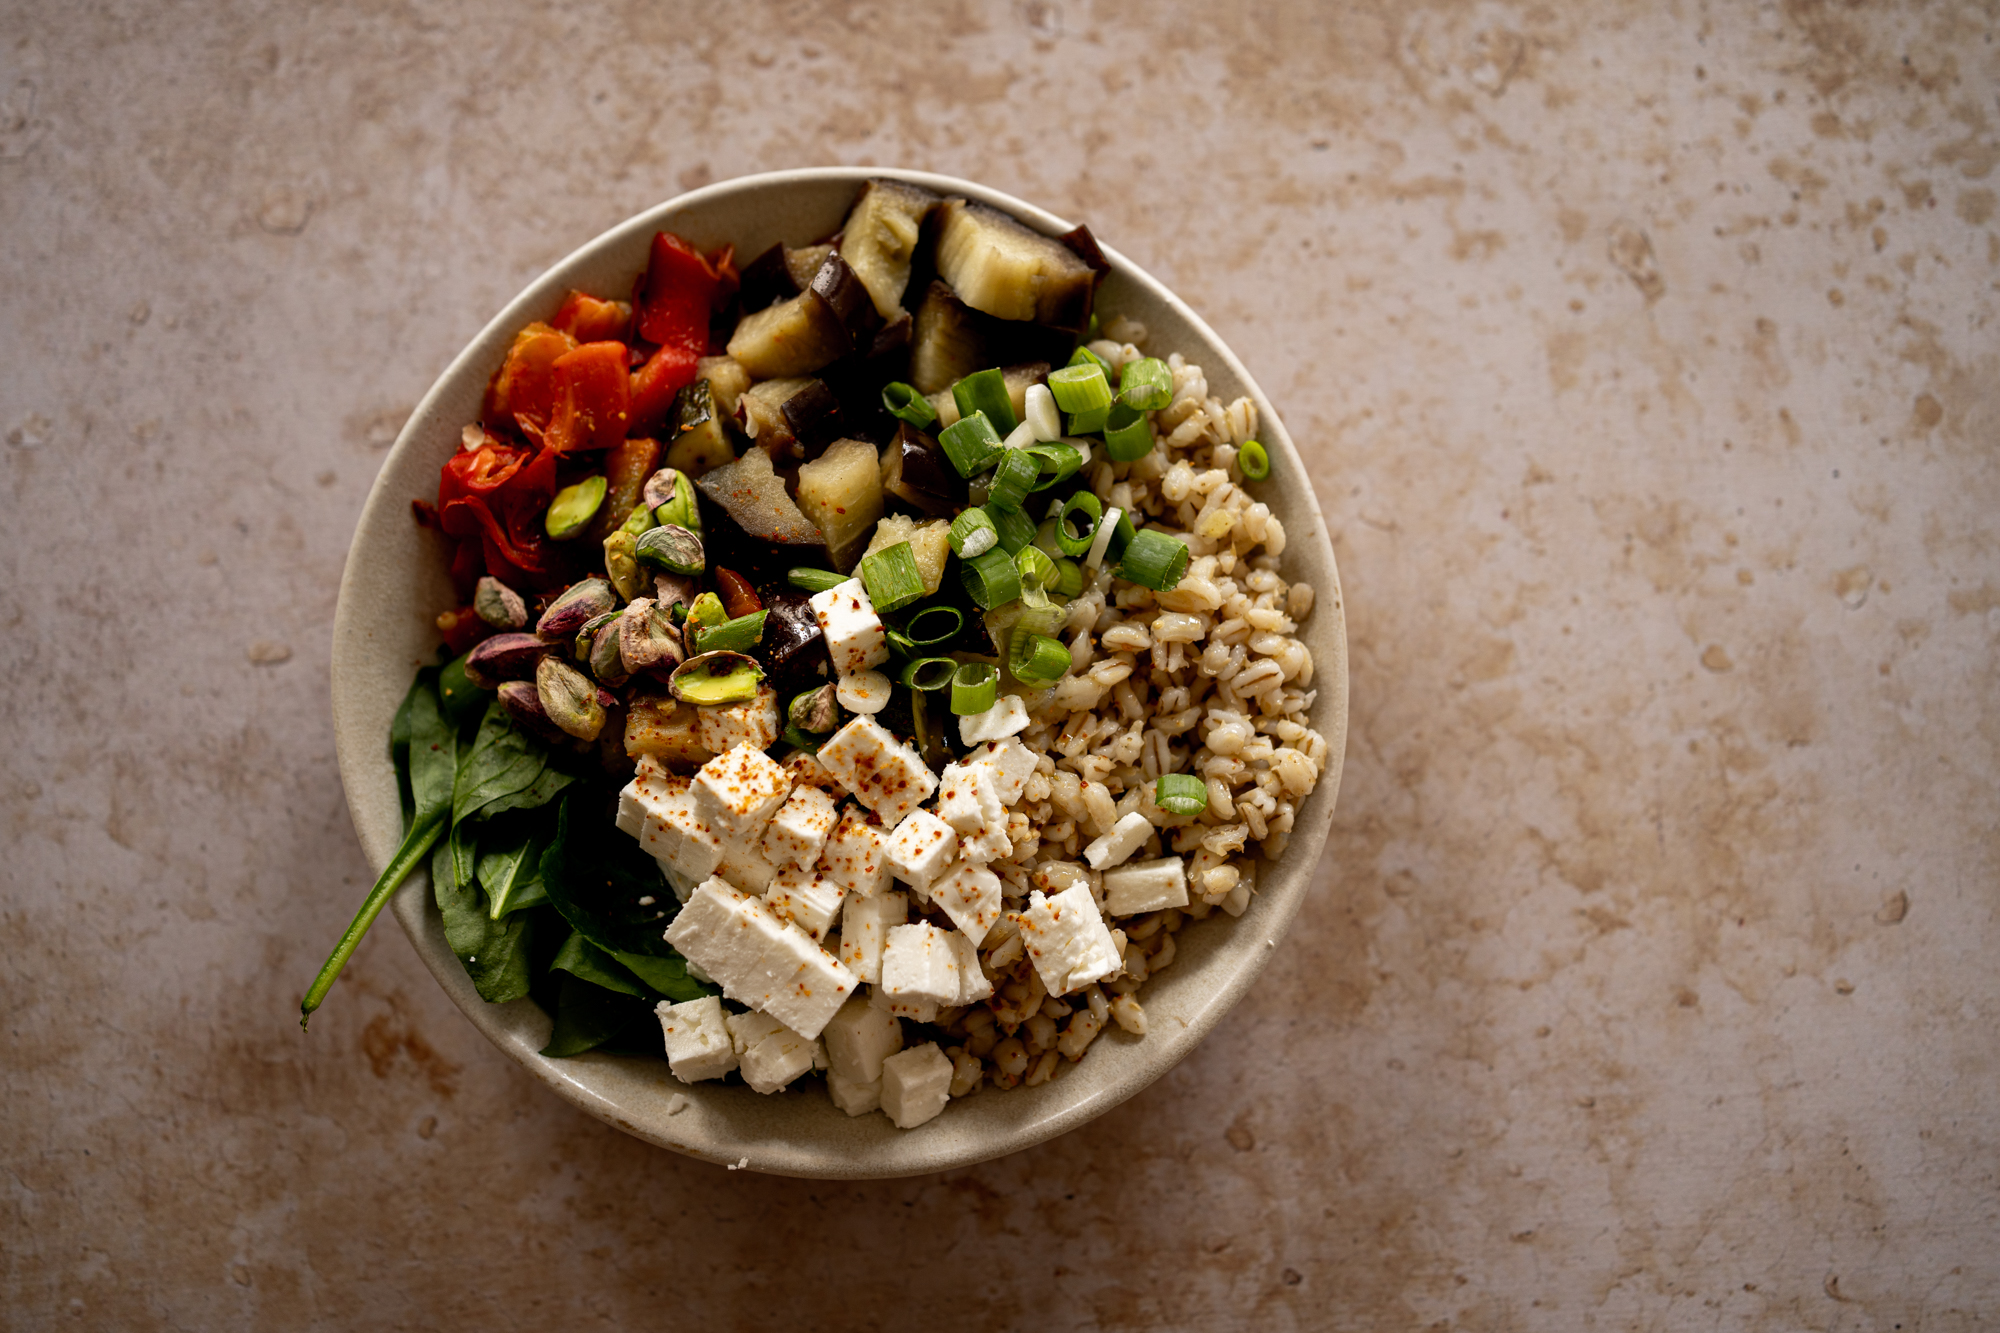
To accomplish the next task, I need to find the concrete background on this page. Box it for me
[3,0,1995,1328]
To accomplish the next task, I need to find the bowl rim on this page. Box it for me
[330,166,1348,1178]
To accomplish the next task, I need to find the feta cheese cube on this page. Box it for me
[617,758,686,837]
[765,864,846,941]
[819,806,892,897]
[816,717,936,826]
[716,831,782,895]
[835,669,893,715]
[658,858,700,904]
[936,760,1005,834]
[662,878,858,1039]
[1084,811,1154,870]
[827,1068,881,1116]
[836,890,907,985]
[965,736,1037,806]
[957,826,1012,866]
[1102,856,1190,916]
[759,784,839,870]
[780,749,849,797]
[725,1010,823,1095]
[822,995,904,1086]
[958,693,1031,745]
[691,744,793,845]
[809,578,889,676]
[880,1043,955,1129]
[931,862,1003,946]
[693,684,781,754]
[883,809,957,890]
[870,985,940,1025]
[881,922,988,1014]
[1012,883,1123,997]
[655,995,737,1083]
[621,772,726,885]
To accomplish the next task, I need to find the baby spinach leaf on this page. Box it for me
[612,948,711,1003]
[437,651,490,735]
[432,838,536,1004]
[540,786,682,959]
[541,972,653,1058]
[301,670,457,1027]
[453,701,551,826]
[551,932,649,997]
[478,820,550,919]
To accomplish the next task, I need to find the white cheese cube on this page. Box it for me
[835,669,892,715]
[1084,811,1154,871]
[809,578,889,676]
[931,862,1004,946]
[965,736,1037,806]
[624,776,726,886]
[958,693,1031,745]
[822,995,904,1086]
[725,1010,822,1095]
[1012,884,1124,997]
[655,995,737,1083]
[760,784,839,870]
[947,928,993,1004]
[1102,856,1190,916]
[880,1043,955,1129]
[657,858,700,905]
[617,756,681,836]
[716,831,782,895]
[693,684,781,754]
[835,890,907,985]
[936,761,1005,834]
[819,806,892,897]
[662,878,858,1039]
[884,809,957,890]
[766,864,846,941]
[870,985,940,1025]
[780,749,849,797]
[827,1068,881,1116]
[815,716,937,826]
[957,826,1012,866]
[881,922,985,1017]
[691,744,793,846]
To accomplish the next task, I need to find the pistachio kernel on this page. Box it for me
[545,476,608,541]
[497,680,567,744]
[588,619,630,687]
[472,576,528,630]
[572,610,619,661]
[535,656,606,741]
[668,651,765,706]
[788,684,839,734]
[462,632,548,689]
[634,523,704,576]
[618,597,685,677]
[603,531,644,601]
[645,468,700,534]
[535,577,618,640]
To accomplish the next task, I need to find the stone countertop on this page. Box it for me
[3,2,1994,1328]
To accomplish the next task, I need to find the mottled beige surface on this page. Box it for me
[3,1,1995,1328]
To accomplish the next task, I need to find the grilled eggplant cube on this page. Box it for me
[838,178,943,319]
[935,198,1099,331]
[796,437,886,573]
[909,279,990,395]
[725,251,880,379]
[696,446,826,549]
[663,379,736,478]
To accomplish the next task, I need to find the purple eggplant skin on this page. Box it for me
[780,379,845,460]
[692,483,833,584]
[884,422,965,515]
[808,251,881,340]
[462,632,551,688]
[1059,223,1112,276]
[738,243,797,312]
[820,313,914,442]
[755,586,834,696]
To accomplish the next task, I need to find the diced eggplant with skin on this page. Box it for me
[695,355,752,418]
[787,244,835,290]
[935,198,1099,330]
[838,178,943,319]
[908,280,990,395]
[819,311,913,442]
[754,587,834,693]
[795,437,885,573]
[737,376,814,448]
[662,379,736,478]
[695,445,827,549]
[1000,362,1051,425]
[880,422,963,516]
[725,251,880,379]
[1059,223,1112,276]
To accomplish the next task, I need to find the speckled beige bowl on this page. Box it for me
[331,168,1348,1178]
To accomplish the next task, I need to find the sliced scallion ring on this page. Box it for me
[1155,773,1208,816]
[901,656,958,691]
[961,546,1023,609]
[1057,491,1103,557]
[939,411,1002,478]
[1116,528,1190,592]
[881,381,939,429]
[987,447,1040,513]
[1008,630,1071,686]
[1084,505,1124,570]
[1102,402,1153,462]
[951,367,1019,436]
[1239,439,1271,481]
[949,506,998,558]
[1067,343,1113,376]
[902,604,964,649]
[1052,557,1084,600]
[1025,441,1085,491]
[950,662,1000,715]
[1016,543,1056,591]
[990,504,1038,556]
[1118,357,1173,412]
[788,567,847,593]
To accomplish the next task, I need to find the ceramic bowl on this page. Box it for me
[330,168,1348,1178]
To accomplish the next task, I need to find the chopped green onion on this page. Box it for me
[1239,438,1271,481]
[987,447,1040,513]
[1109,509,1137,557]
[1057,491,1103,557]
[884,628,917,658]
[948,506,999,559]
[1117,528,1190,592]
[1048,362,1112,416]
[961,546,1023,609]
[1155,773,1208,816]
[1032,517,1065,562]
[1008,631,1071,686]
[860,541,924,613]
[1016,543,1055,591]
[882,381,939,429]
[1052,557,1084,599]
[782,724,825,754]
[1103,402,1153,462]
[950,662,999,715]
[901,656,958,691]
[1025,441,1085,491]
[938,411,1002,478]
[1084,505,1123,570]
[1068,404,1111,436]
[991,504,1038,556]
[1014,585,1068,637]
[1118,357,1173,412]
[951,367,1019,436]
[788,567,846,593]
[692,610,767,656]
[903,604,964,648]
[1068,343,1112,376]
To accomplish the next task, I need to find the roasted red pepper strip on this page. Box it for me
[484,322,575,442]
[551,290,633,343]
[636,232,726,352]
[544,341,632,454]
[627,344,701,437]
[437,436,565,587]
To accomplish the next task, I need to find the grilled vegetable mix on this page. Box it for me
[304,180,1274,1056]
